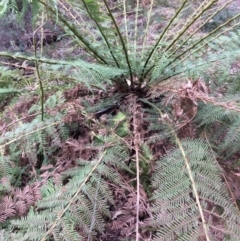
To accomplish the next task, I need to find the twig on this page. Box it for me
[40,151,106,241]
[132,96,140,241]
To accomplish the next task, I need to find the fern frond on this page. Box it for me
[0,87,19,104]
[59,216,82,241]
[0,156,19,188]
[195,103,236,126]
[194,97,240,158]
[7,154,111,240]
[220,116,240,156]
[150,139,240,240]
[0,0,9,16]
[11,208,57,240]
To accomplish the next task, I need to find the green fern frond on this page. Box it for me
[0,113,63,169]
[0,0,9,16]
[28,91,66,114]
[41,60,128,90]
[11,208,57,240]
[195,97,240,159]
[150,53,171,82]
[0,87,19,95]
[102,145,132,174]
[220,116,240,156]
[0,156,19,189]
[7,152,113,240]
[195,102,238,126]
[150,139,240,240]
[58,216,82,241]
[0,66,22,88]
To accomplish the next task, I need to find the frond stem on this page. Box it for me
[40,151,106,241]
[153,48,240,83]
[140,0,189,81]
[134,0,140,59]
[143,100,210,240]
[144,0,218,80]
[175,136,210,241]
[141,0,154,58]
[170,13,240,69]
[81,0,120,67]
[123,0,129,49]
[0,121,62,149]
[33,23,46,121]
[37,0,108,64]
[146,14,240,81]
[168,0,235,58]
[102,0,133,85]
[133,96,140,240]
[163,0,217,54]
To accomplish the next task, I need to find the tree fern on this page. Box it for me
[1,0,240,240]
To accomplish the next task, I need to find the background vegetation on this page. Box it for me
[1,0,240,240]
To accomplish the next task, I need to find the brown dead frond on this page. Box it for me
[0,183,42,223]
